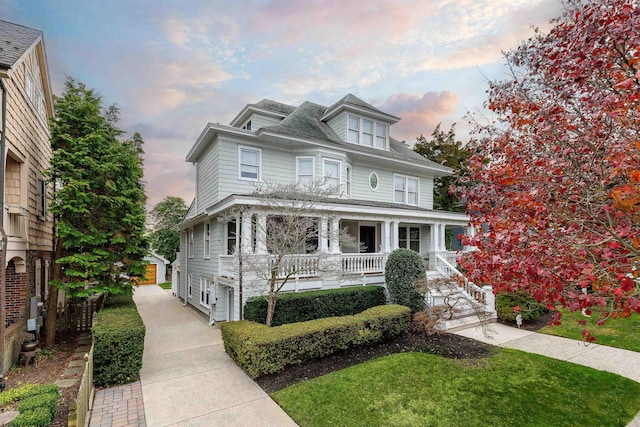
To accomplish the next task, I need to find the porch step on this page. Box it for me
[436,311,498,332]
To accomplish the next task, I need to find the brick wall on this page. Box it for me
[6,260,26,327]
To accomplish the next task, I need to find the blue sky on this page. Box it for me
[1,0,563,207]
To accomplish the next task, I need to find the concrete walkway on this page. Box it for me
[454,323,640,426]
[132,285,297,427]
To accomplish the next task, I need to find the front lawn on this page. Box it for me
[540,309,640,352]
[158,282,172,290]
[272,350,640,427]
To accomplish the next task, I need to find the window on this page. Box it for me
[369,172,379,191]
[239,146,261,181]
[25,73,33,101]
[242,120,252,131]
[188,274,192,297]
[200,277,211,306]
[323,159,341,189]
[348,115,359,143]
[188,228,194,258]
[399,227,420,252]
[203,222,211,259]
[347,115,387,149]
[227,220,237,255]
[296,157,314,187]
[394,175,419,205]
[376,123,386,149]
[37,178,46,219]
[346,166,352,197]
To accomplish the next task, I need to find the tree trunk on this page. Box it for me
[45,238,64,347]
[265,271,278,327]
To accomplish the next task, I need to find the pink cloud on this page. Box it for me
[381,91,459,143]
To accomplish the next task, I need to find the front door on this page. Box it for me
[360,226,376,253]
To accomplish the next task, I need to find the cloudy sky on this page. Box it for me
[1,0,563,208]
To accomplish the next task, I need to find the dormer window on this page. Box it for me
[242,120,252,131]
[347,115,387,150]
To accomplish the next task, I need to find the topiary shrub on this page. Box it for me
[496,291,546,322]
[93,291,146,387]
[222,304,411,378]
[385,248,426,312]
[244,286,386,325]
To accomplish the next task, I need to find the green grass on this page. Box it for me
[272,350,640,427]
[158,282,172,290]
[540,309,640,352]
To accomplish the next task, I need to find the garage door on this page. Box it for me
[139,264,157,285]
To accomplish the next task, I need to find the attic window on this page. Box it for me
[347,115,387,150]
[242,120,252,131]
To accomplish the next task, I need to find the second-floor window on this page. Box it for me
[227,220,237,255]
[37,178,46,220]
[296,157,314,186]
[394,175,419,205]
[203,222,210,259]
[239,146,261,181]
[188,228,194,258]
[346,166,352,197]
[347,115,388,150]
[323,159,341,190]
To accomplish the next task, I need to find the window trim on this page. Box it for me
[199,277,211,307]
[399,226,421,252]
[394,174,419,206]
[296,156,315,187]
[369,172,379,191]
[203,222,211,259]
[238,145,261,182]
[188,228,194,258]
[322,158,342,190]
[346,165,352,197]
[37,177,46,220]
[347,114,388,150]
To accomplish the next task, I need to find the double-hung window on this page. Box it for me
[375,123,386,149]
[188,228,194,258]
[203,222,211,259]
[399,227,420,252]
[239,146,261,181]
[362,119,373,146]
[394,175,419,205]
[227,220,237,255]
[37,178,46,219]
[347,115,388,149]
[296,157,315,187]
[348,115,359,143]
[200,277,210,307]
[323,159,341,190]
[346,166,352,197]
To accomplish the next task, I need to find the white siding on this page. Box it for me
[196,138,219,209]
[326,112,347,141]
[250,113,282,130]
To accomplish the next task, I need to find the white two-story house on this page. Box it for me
[178,94,476,323]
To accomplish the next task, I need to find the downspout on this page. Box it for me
[0,76,8,376]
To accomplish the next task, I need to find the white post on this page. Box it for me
[483,285,496,315]
[392,221,399,251]
[329,216,341,254]
[383,220,391,254]
[319,216,329,252]
[241,212,253,254]
[255,213,268,254]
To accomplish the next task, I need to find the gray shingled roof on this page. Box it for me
[0,20,42,70]
[253,99,297,116]
[260,100,449,171]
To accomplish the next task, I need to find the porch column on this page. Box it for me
[463,225,476,251]
[329,216,341,254]
[319,216,329,252]
[255,213,268,254]
[382,220,392,254]
[428,222,440,269]
[241,212,253,254]
[439,223,447,252]
[392,221,399,250]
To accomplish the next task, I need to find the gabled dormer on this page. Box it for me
[320,94,400,151]
[229,99,296,131]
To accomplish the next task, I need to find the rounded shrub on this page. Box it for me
[384,248,426,312]
[496,291,546,321]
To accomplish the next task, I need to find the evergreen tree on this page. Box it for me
[413,124,472,212]
[45,78,148,344]
[148,196,188,262]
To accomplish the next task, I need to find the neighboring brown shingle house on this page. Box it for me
[0,20,54,373]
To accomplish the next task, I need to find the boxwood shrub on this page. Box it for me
[11,407,52,427]
[93,291,146,387]
[385,248,426,312]
[18,392,58,420]
[222,304,411,378]
[496,291,546,322]
[244,286,386,326]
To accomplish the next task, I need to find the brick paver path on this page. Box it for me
[89,381,146,427]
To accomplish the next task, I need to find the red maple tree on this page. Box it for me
[457,0,640,332]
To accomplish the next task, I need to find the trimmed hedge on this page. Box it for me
[93,291,146,387]
[385,248,426,312]
[496,291,546,322]
[222,304,411,378]
[12,407,52,427]
[244,286,386,326]
[0,383,57,407]
[18,392,58,420]
[6,384,59,427]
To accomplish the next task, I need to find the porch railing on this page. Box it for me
[434,253,495,313]
[218,252,387,279]
[342,253,386,275]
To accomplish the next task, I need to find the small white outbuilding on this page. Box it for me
[140,251,170,285]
